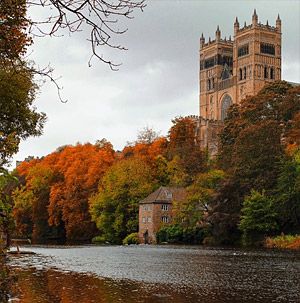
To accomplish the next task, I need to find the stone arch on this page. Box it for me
[221,94,233,121]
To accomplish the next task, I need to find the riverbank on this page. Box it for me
[265,235,300,250]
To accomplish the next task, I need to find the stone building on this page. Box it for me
[138,187,186,244]
[198,10,282,154]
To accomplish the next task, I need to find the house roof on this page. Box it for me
[139,186,187,204]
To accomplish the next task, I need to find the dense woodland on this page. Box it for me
[0,81,299,246]
[0,1,300,248]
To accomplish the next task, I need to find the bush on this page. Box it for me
[265,234,300,250]
[122,233,139,245]
[156,224,207,244]
[92,235,107,244]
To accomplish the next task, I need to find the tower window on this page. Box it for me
[221,94,233,121]
[239,68,243,81]
[204,57,215,69]
[207,79,211,90]
[238,44,249,57]
[243,67,247,79]
[270,67,274,79]
[260,43,275,55]
[264,66,268,79]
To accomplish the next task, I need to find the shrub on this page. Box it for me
[156,224,207,244]
[265,234,300,250]
[122,233,139,245]
[92,235,107,244]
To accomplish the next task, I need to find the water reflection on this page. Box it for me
[7,245,300,303]
[0,256,14,302]
[11,267,198,303]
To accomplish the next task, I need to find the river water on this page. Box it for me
[6,245,300,303]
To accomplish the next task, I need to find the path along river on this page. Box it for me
[6,245,300,303]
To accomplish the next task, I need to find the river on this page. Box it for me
[6,245,300,302]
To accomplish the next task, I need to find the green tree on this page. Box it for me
[174,169,225,228]
[274,150,300,233]
[0,168,18,249]
[0,0,46,166]
[12,186,34,238]
[239,190,278,245]
[0,67,46,167]
[90,158,157,243]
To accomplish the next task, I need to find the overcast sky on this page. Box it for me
[13,0,300,165]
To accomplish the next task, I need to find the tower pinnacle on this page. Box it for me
[216,25,221,41]
[252,8,258,25]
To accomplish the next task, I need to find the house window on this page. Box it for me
[161,204,169,211]
[143,205,151,211]
[166,192,172,199]
[142,217,146,223]
[161,216,169,223]
[147,217,152,223]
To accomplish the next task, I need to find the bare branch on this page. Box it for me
[26,0,146,69]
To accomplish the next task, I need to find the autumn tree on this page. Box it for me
[47,143,115,242]
[0,0,32,63]
[210,81,300,244]
[13,142,115,243]
[168,117,207,185]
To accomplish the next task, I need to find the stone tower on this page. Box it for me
[199,10,282,121]
[198,11,282,154]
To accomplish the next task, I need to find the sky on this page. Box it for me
[13,0,300,166]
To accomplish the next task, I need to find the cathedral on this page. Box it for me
[196,10,282,154]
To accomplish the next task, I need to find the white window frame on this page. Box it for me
[161,204,169,211]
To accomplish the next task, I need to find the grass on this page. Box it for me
[265,234,300,250]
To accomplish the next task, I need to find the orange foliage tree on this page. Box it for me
[14,142,115,243]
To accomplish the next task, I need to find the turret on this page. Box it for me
[252,9,258,26]
[216,25,221,42]
[234,17,239,35]
[200,33,205,48]
[276,14,281,32]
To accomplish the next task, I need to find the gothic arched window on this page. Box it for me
[270,67,274,79]
[210,96,215,120]
[221,94,233,121]
[264,66,268,79]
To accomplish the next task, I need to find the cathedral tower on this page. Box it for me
[199,11,282,122]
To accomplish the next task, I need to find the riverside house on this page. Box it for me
[138,186,186,244]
